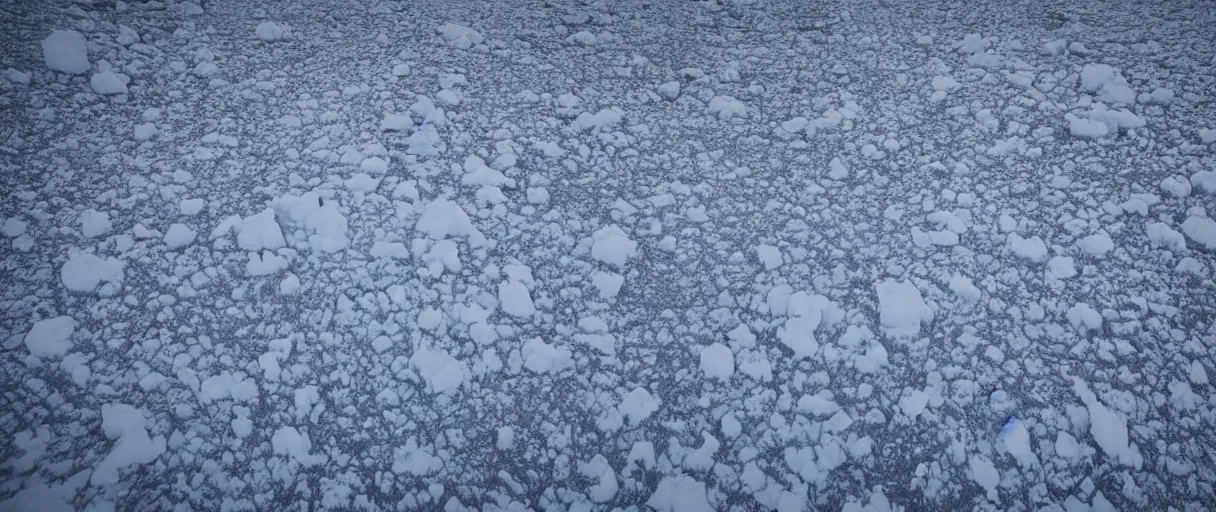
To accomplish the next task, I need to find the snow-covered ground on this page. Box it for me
[2,0,1215,510]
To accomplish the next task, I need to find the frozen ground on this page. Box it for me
[2,0,1215,510]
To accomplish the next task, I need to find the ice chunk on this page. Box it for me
[0,486,73,512]
[521,338,573,374]
[247,251,288,276]
[949,274,982,301]
[707,95,746,119]
[164,223,197,249]
[620,387,659,426]
[755,244,782,270]
[381,112,412,131]
[969,455,999,501]
[255,21,288,41]
[571,108,624,132]
[41,30,90,74]
[698,343,734,380]
[592,271,625,299]
[1047,256,1077,279]
[590,225,637,268]
[1066,303,1102,332]
[416,199,486,246]
[437,23,484,49]
[91,404,166,486]
[2,217,26,237]
[24,316,76,358]
[237,209,286,252]
[932,75,961,92]
[1000,417,1038,468]
[271,427,328,466]
[411,348,467,394]
[273,192,349,253]
[1066,114,1109,139]
[496,426,514,450]
[1192,170,1216,194]
[1007,233,1048,262]
[498,280,536,318]
[90,71,128,95]
[1181,216,1216,250]
[1190,361,1209,386]
[61,253,123,292]
[646,475,712,512]
[1078,231,1114,257]
[876,280,933,337]
[80,208,112,238]
[578,455,618,502]
[1079,63,1116,93]
[1160,176,1192,198]
[657,81,681,101]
